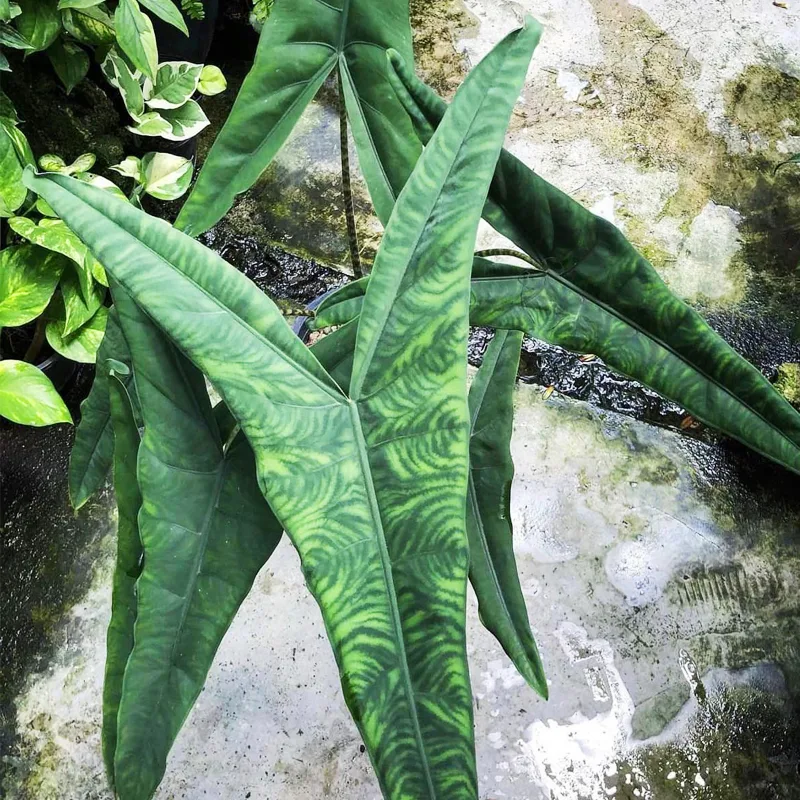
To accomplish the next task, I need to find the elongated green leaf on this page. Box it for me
[0,244,65,326]
[467,330,547,696]
[385,55,800,477]
[16,0,60,52]
[102,360,143,786]
[138,0,187,35]
[26,19,538,798]
[175,0,421,236]
[114,0,156,81]
[0,359,71,425]
[101,281,284,799]
[69,307,135,509]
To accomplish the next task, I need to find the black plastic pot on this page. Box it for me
[37,351,77,393]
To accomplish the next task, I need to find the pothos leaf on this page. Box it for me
[127,99,208,141]
[145,60,201,109]
[46,302,108,362]
[138,0,188,35]
[114,0,157,81]
[47,37,90,93]
[15,0,60,52]
[140,151,192,200]
[0,122,28,216]
[0,359,71,426]
[196,63,225,96]
[0,244,65,327]
[61,5,116,46]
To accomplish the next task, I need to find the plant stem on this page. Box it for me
[474,248,544,270]
[338,69,362,278]
[24,317,46,363]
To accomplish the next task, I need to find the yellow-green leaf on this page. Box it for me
[0,359,71,425]
[0,244,65,327]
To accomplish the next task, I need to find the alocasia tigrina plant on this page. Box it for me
[28,18,540,800]
[22,6,800,800]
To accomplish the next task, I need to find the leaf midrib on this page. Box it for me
[351,53,512,397]
[347,399,437,797]
[129,450,226,761]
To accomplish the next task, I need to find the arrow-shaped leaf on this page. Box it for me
[377,56,800,476]
[175,0,422,236]
[27,19,539,798]
[69,307,137,509]
[101,281,284,798]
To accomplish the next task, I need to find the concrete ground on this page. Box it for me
[4,0,800,798]
[6,382,800,799]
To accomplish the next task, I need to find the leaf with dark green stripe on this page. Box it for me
[103,360,143,786]
[69,307,137,510]
[313,284,548,694]
[467,329,547,696]
[98,281,284,799]
[28,19,539,798]
[175,0,421,236]
[380,57,800,477]
[308,317,358,394]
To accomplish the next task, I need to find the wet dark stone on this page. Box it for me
[0,364,103,766]
[199,226,347,305]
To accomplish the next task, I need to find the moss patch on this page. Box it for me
[774,363,800,405]
[508,0,800,310]
[410,0,475,98]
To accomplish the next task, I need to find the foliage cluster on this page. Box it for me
[0,0,225,425]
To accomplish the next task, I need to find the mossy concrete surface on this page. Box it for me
[5,380,800,799]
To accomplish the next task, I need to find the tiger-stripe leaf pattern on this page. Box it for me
[25,18,540,798]
[311,250,800,476]
[467,329,547,696]
[289,53,800,478]
[176,0,421,236]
